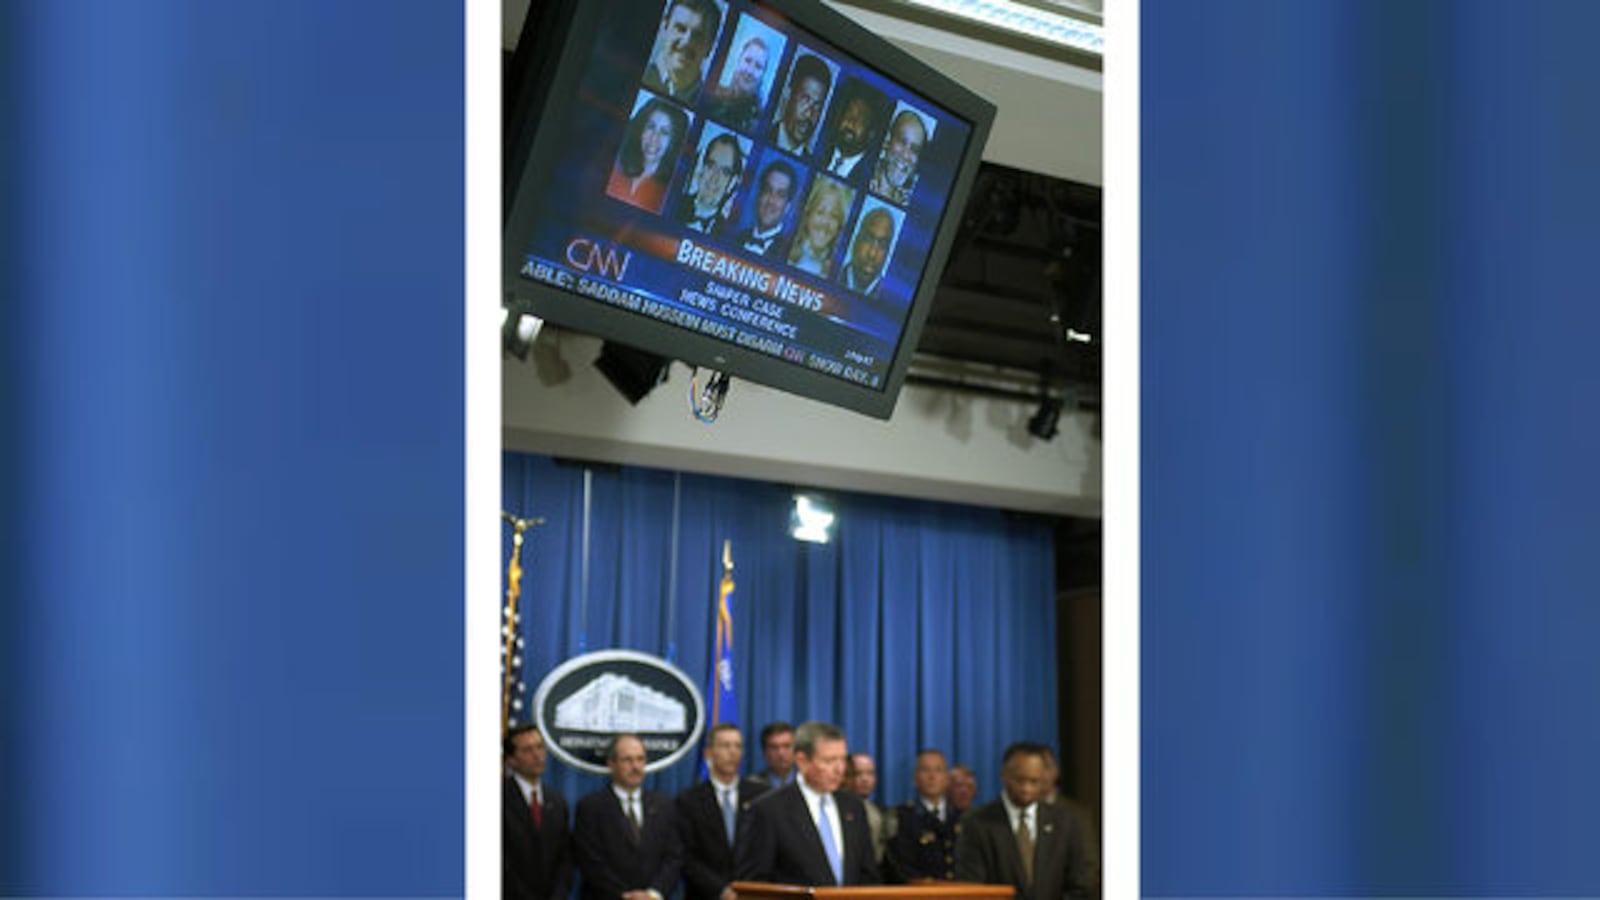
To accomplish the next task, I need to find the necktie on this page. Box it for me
[817,795,845,885]
[721,788,737,844]
[530,787,543,829]
[1015,809,1035,886]
[627,794,642,841]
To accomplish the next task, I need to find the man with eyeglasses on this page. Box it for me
[675,132,745,234]
[572,734,682,900]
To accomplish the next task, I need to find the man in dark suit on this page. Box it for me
[818,78,887,187]
[572,733,682,900]
[884,748,959,882]
[727,161,797,260]
[954,741,1092,899]
[839,207,896,297]
[640,0,721,102]
[736,720,880,885]
[948,764,978,819]
[1042,747,1102,899]
[676,723,771,900]
[672,132,745,235]
[844,752,889,864]
[755,721,796,789]
[503,724,573,900]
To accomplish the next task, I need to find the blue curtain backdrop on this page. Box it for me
[503,452,1061,808]
[1144,0,1600,895]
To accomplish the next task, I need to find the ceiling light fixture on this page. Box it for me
[502,301,544,361]
[895,0,1103,56]
[791,493,837,544]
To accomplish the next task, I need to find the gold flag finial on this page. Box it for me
[722,539,733,573]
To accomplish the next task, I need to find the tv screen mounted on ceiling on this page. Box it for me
[504,0,995,419]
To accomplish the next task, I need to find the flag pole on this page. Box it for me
[701,539,738,781]
[501,512,544,739]
[713,539,734,727]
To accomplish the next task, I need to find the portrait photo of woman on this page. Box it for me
[605,92,691,213]
[787,175,855,278]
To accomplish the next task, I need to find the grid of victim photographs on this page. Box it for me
[603,0,939,301]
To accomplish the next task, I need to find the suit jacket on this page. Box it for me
[953,799,1091,900]
[755,768,795,790]
[1047,794,1101,899]
[676,776,771,900]
[729,224,791,261]
[672,191,729,235]
[820,144,873,188]
[641,62,702,103]
[884,800,958,882]
[572,784,682,900]
[736,781,881,886]
[503,776,573,900]
[861,799,889,863]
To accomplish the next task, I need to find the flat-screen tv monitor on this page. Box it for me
[504,0,995,419]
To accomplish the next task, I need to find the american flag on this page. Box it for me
[699,540,738,778]
[502,514,539,735]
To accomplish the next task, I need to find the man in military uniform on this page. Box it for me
[884,748,959,882]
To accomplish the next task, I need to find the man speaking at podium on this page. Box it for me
[736,720,881,885]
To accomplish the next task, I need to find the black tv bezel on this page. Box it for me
[503,0,995,420]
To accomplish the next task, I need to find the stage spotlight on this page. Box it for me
[594,341,670,404]
[1027,396,1063,441]
[502,302,544,361]
[1027,362,1062,441]
[791,493,836,544]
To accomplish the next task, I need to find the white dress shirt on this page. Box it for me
[797,776,846,864]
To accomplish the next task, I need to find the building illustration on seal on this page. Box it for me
[553,672,688,732]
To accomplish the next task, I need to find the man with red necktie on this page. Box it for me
[503,724,573,900]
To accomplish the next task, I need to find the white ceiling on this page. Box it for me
[502,0,1102,186]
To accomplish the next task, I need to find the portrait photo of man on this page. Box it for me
[728,155,802,259]
[701,14,785,134]
[839,200,902,297]
[641,0,725,102]
[818,78,888,185]
[868,104,934,207]
[672,125,749,234]
[768,51,835,157]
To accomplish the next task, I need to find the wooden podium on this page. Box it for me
[730,883,1014,899]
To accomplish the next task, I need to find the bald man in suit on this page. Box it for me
[736,720,881,885]
[954,741,1091,900]
[572,734,682,900]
